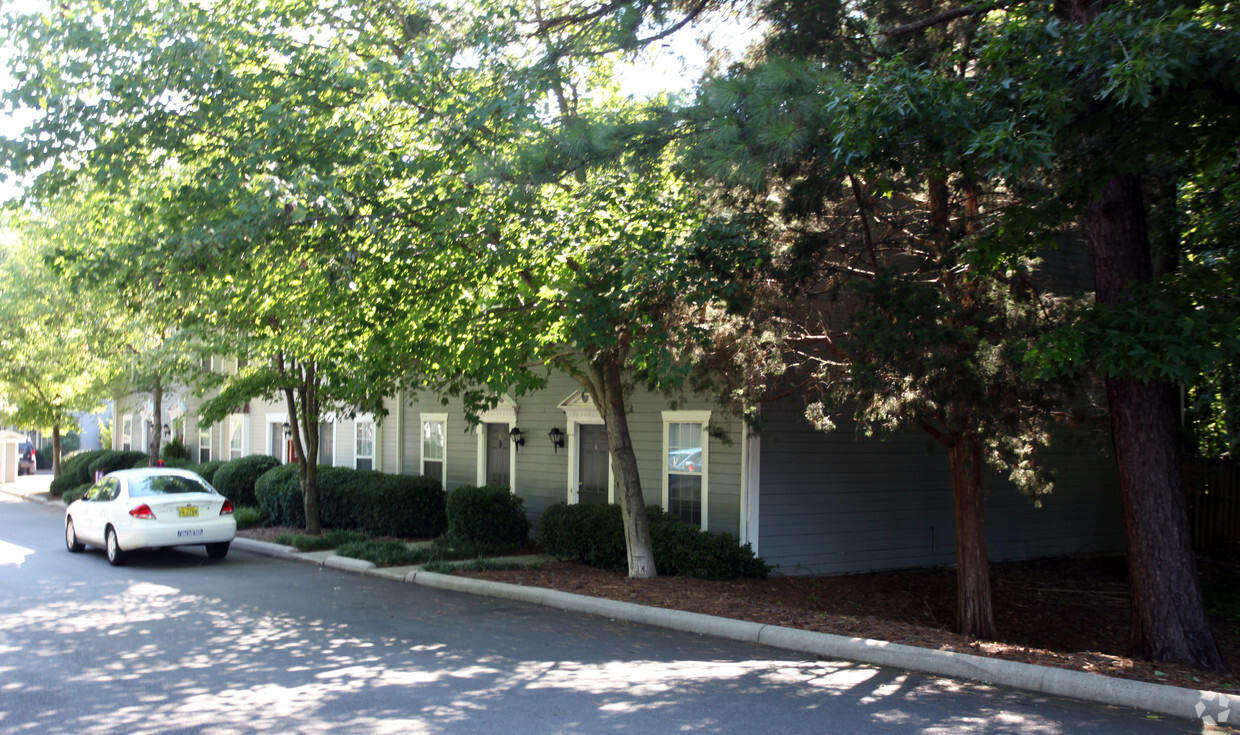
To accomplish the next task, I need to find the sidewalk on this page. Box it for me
[4,477,1235,729]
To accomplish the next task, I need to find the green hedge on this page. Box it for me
[445,485,529,554]
[193,460,226,485]
[254,465,446,537]
[537,503,771,580]
[49,449,112,497]
[213,455,281,507]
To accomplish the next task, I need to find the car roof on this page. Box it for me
[106,467,205,481]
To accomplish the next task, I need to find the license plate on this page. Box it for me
[178,506,199,518]
[178,529,204,538]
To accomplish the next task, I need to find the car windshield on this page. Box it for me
[130,475,215,498]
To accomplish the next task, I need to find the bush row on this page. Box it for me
[538,503,771,580]
[255,465,447,538]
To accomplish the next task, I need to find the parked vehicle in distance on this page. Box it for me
[17,442,36,475]
[64,467,236,566]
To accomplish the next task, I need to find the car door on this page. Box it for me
[76,478,119,545]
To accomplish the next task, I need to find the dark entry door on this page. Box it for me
[486,423,511,487]
[578,424,608,505]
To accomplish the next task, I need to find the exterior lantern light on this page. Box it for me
[548,427,565,453]
[162,424,171,440]
[282,421,291,438]
[509,426,525,451]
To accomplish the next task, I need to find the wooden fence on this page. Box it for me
[1184,459,1240,550]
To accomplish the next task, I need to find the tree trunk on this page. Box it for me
[51,423,62,477]
[949,436,995,639]
[149,376,163,467]
[593,359,656,578]
[1085,173,1223,668]
[284,376,321,535]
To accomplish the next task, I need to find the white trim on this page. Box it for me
[475,398,518,491]
[266,412,289,463]
[228,413,248,459]
[121,416,133,452]
[742,426,761,554]
[355,413,376,470]
[558,391,614,505]
[420,412,448,480]
[661,410,711,530]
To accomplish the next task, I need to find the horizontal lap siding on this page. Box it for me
[513,374,578,523]
[758,401,1124,576]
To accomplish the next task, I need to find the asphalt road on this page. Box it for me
[0,489,1220,734]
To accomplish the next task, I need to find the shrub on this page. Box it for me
[49,449,111,497]
[537,503,771,580]
[341,471,446,538]
[317,466,362,529]
[89,450,149,477]
[213,455,281,507]
[162,438,190,461]
[445,485,530,554]
[537,502,627,571]
[61,488,89,504]
[232,506,264,530]
[255,463,304,527]
[193,460,226,485]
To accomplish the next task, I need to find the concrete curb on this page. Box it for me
[9,494,1236,728]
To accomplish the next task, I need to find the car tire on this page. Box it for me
[205,541,230,560]
[65,518,85,553]
[105,527,129,566]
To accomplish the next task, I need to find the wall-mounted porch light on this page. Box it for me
[548,427,565,453]
[510,426,525,451]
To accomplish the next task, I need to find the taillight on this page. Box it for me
[129,504,156,520]
[220,500,234,516]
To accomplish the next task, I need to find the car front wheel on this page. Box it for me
[205,541,230,560]
[105,527,129,566]
[65,518,85,553]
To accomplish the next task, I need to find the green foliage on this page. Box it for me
[61,488,89,504]
[537,502,628,571]
[162,438,190,461]
[338,471,446,538]
[445,485,530,554]
[333,540,421,567]
[255,463,305,528]
[538,503,770,579]
[88,450,148,477]
[212,455,281,507]
[273,530,369,552]
[192,460,226,485]
[48,449,111,497]
[232,506,264,530]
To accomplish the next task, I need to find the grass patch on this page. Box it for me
[334,540,423,567]
[274,530,369,551]
[232,506,264,530]
[424,558,544,574]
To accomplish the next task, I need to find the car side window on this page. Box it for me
[87,478,120,502]
[84,483,103,502]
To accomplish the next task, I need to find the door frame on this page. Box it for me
[559,390,615,504]
[475,398,519,492]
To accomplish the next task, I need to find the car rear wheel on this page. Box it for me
[105,527,129,566]
[65,518,85,553]
[205,541,230,560]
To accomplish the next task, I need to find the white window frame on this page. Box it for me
[558,391,614,504]
[355,415,375,470]
[474,398,518,492]
[198,426,211,463]
[229,414,247,460]
[420,413,447,482]
[662,410,711,530]
[267,413,289,463]
[318,420,335,466]
[121,416,133,452]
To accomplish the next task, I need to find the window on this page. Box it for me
[121,416,133,452]
[199,427,211,463]
[229,417,244,460]
[269,421,285,462]
[355,419,375,470]
[319,421,334,466]
[663,411,710,529]
[421,414,447,484]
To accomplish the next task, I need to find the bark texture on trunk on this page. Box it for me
[595,359,656,578]
[949,437,996,639]
[52,424,62,477]
[1086,173,1224,669]
[149,377,163,467]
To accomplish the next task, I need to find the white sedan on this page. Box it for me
[64,467,237,566]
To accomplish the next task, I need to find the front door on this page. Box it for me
[577,424,609,505]
[485,423,511,487]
